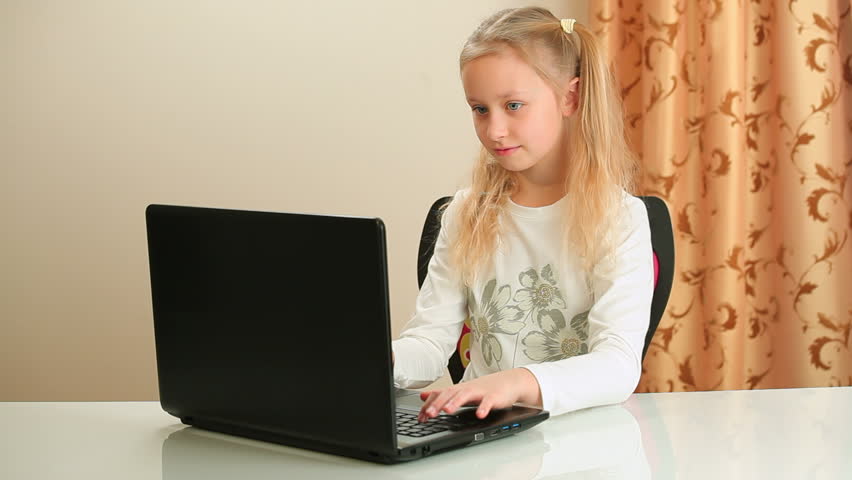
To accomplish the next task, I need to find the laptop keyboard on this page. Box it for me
[395,410,479,437]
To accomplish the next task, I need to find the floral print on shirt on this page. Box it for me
[522,309,590,362]
[468,264,589,368]
[514,265,567,311]
[468,279,525,366]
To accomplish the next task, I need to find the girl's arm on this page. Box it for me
[392,192,468,388]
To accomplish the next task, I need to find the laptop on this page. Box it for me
[145,204,549,463]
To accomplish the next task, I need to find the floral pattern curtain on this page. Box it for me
[592,0,852,390]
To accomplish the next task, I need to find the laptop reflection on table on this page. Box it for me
[161,403,648,480]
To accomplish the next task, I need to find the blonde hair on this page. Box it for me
[451,7,639,286]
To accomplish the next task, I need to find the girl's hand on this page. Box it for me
[417,368,542,422]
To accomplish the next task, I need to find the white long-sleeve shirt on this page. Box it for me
[392,189,654,416]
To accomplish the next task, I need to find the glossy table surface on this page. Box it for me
[2,387,850,479]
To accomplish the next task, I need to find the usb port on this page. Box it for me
[501,425,510,431]
[511,423,520,429]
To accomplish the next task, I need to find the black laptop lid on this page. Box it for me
[146,205,396,454]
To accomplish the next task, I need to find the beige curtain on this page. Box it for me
[592,0,852,391]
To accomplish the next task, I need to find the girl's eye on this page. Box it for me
[472,106,488,115]
[507,102,523,111]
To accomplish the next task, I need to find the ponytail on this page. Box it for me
[565,24,638,271]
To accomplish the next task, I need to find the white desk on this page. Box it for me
[2,387,850,479]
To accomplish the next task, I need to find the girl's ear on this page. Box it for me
[560,77,580,117]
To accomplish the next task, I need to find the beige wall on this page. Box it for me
[1,0,589,400]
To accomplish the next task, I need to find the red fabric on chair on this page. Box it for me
[653,252,659,287]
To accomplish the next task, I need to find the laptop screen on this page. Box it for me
[146,205,397,453]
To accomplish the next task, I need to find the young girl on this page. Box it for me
[393,7,653,421]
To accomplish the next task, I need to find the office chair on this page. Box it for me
[416,195,675,384]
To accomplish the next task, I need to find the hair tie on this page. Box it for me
[560,18,576,34]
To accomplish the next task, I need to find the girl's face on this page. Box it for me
[462,48,576,185]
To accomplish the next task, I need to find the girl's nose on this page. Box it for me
[486,117,508,141]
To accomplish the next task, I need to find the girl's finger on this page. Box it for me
[423,389,455,419]
[446,390,481,414]
[418,391,440,421]
[476,396,495,419]
[440,389,468,414]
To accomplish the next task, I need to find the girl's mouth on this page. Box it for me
[494,146,520,156]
